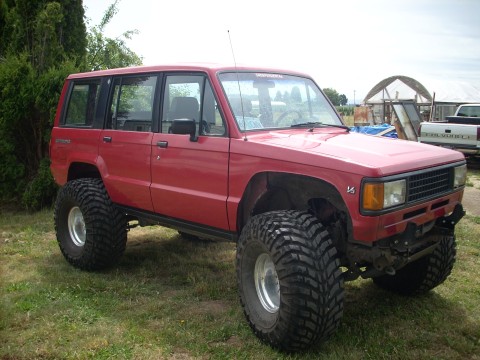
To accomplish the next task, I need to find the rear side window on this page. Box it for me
[64,80,101,126]
[108,75,157,132]
[457,106,480,117]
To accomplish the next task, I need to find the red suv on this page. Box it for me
[50,64,466,351]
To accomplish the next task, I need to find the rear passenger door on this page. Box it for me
[98,74,159,211]
[150,74,230,230]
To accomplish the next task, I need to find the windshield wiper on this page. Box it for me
[291,122,350,132]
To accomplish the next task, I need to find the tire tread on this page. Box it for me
[373,234,456,295]
[237,210,344,351]
[54,178,127,270]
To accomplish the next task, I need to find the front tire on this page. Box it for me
[54,178,127,270]
[373,234,456,295]
[236,210,344,351]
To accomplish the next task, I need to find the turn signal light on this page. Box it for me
[362,183,384,211]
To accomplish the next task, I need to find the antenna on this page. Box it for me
[227,30,248,141]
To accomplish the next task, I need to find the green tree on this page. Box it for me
[0,0,85,208]
[0,0,142,209]
[0,0,86,67]
[323,88,340,106]
[61,0,87,63]
[0,1,8,55]
[86,0,142,71]
[0,55,32,197]
[323,88,348,107]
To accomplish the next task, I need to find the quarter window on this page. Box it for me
[64,80,101,126]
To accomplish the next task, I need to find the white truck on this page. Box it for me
[418,104,480,155]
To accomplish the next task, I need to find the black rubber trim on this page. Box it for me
[116,204,237,242]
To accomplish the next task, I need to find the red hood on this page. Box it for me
[240,128,464,177]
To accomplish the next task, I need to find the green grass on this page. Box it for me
[1,208,479,359]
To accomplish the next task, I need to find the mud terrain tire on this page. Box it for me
[236,210,344,351]
[373,234,456,295]
[54,178,127,270]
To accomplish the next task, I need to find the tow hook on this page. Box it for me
[436,204,465,230]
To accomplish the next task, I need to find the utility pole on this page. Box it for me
[353,90,356,106]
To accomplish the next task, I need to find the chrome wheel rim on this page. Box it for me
[68,206,86,247]
[254,253,280,313]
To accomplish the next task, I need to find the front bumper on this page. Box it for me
[345,204,464,281]
[352,189,464,243]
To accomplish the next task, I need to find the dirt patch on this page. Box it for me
[168,350,199,360]
[225,335,243,348]
[190,300,229,316]
[462,186,480,216]
[463,168,480,215]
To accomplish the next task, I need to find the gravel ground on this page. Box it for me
[462,186,480,216]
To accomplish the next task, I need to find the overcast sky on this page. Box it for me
[83,0,480,103]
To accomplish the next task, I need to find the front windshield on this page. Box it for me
[218,72,342,131]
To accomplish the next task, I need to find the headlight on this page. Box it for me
[362,179,406,211]
[454,164,467,188]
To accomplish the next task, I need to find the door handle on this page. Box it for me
[157,141,168,148]
[103,136,112,143]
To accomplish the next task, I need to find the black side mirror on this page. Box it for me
[170,119,197,141]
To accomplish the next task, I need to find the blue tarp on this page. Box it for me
[349,123,397,138]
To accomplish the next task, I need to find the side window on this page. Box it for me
[161,75,225,136]
[108,75,157,132]
[64,80,101,126]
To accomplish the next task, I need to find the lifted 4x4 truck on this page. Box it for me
[50,64,467,352]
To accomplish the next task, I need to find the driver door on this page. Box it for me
[150,74,230,230]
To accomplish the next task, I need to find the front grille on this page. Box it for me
[408,167,451,202]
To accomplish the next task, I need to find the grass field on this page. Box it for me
[1,201,479,359]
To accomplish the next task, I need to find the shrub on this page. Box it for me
[22,158,58,210]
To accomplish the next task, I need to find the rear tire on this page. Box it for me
[236,210,344,351]
[373,234,456,295]
[54,178,127,270]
